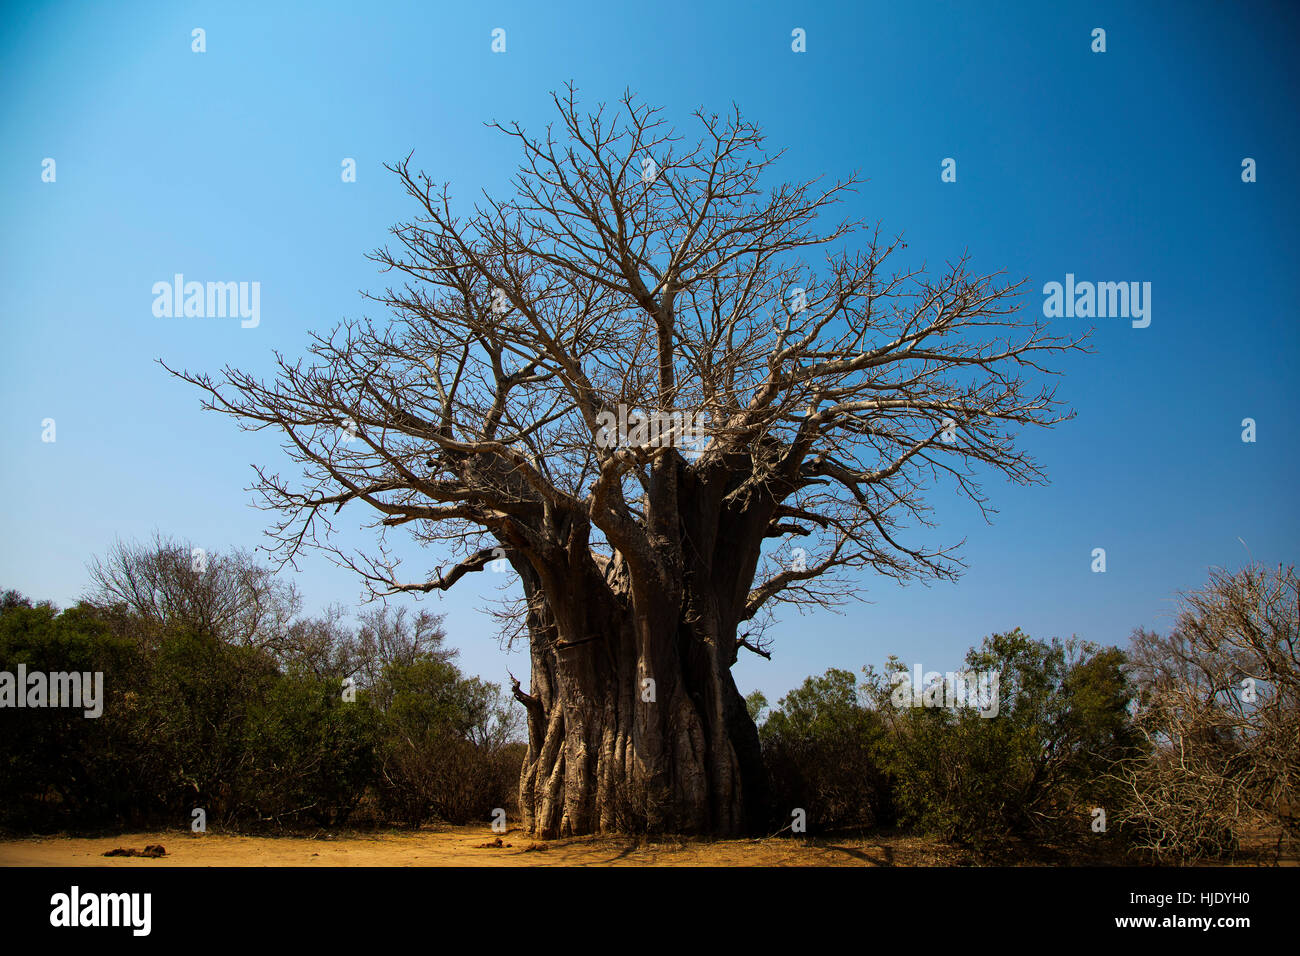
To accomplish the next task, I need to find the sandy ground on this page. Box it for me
[0,826,963,867]
[2,826,1289,867]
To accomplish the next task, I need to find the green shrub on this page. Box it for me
[0,600,143,830]
[374,656,522,826]
[873,630,1140,851]
[240,675,378,827]
[760,668,895,832]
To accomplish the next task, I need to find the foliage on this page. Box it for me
[868,630,1140,851]
[0,539,523,833]
[760,668,894,832]
[758,631,1139,849]
[374,655,522,826]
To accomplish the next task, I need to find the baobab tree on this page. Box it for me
[166,88,1084,838]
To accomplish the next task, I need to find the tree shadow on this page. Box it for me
[821,842,895,866]
[591,840,641,865]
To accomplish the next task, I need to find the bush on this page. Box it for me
[871,630,1140,851]
[4,537,528,836]
[1120,564,1300,861]
[239,675,378,827]
[374,656,522,826]
[760,668,895,833]
[0,598,382,832]
[0,599,143,829]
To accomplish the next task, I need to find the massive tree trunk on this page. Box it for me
[515,589,768,838]
[512,464,772,838]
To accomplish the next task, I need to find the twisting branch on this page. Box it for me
[164,86,1087,649]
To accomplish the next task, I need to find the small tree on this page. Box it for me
[871,631,1138,850]
[85,533,300,651]
[1121,564,1300,861]
[374,654,522,825]
[761,668,894,831]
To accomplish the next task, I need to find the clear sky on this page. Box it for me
[2,0,1297,705]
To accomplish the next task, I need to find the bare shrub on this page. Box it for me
[1120,563,1300,861]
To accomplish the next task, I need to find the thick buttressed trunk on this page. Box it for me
[515,566,768,838]
[512,466,772,837]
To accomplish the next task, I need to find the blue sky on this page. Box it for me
[2,0,1297,705]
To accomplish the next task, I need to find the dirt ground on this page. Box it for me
[0,826,984,867]
[1,825,1288,867]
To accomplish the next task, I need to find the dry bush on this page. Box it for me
[1120,563,1299,861]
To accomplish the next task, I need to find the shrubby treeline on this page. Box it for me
[0,536,523,833]
[757,563,1298,862]
[4,543,1294,864]
[759,631,1139,856]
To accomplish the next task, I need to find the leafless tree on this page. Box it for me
[165,88,1084,837]
[85,533,300,650]
[1121,563,1300,861]
[276,604,358,679]
[353,604,456,705]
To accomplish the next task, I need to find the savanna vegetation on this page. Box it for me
[754,562,1298,862]
[0,536,522,834]
[2,538,1294,865]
